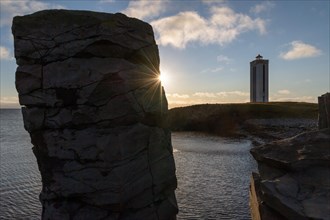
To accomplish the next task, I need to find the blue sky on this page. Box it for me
[0,0,329,108]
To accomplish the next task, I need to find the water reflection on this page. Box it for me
[172,132,257,220]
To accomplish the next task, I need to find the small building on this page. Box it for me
[250,54,269,102]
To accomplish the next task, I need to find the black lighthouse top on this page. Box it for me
[256,54,263,60]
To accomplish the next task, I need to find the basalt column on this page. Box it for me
[13,10,178,219]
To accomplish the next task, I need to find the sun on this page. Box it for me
[158,71,169,85]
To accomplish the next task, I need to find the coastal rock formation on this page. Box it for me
[250,93,330,220]
[13,10,178,219]
[250,128,330,220]
[318,93,330,129]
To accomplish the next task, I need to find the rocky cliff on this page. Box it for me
[318,93,330,129]
[249,94,330,220]
[13,10,178,219]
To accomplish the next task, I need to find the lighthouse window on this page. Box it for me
[263,64,265,93]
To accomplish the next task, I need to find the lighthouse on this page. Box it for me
[250,54,269,102]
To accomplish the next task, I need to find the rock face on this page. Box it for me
[318,93,330,129]
[250,129,330,220]
[13,10,178,219]
[249,94,330,220]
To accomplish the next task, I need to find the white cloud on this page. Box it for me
[232,91,249,96]
[277,89,291,95]
[270,96,316,103]
[151,11,206,48]
[122,0,168,20]
[167,93,190,99]
[151,6,267,49]
[193,91,249,98]
[217,91,249,97]
[0,46,12,60]
[250,2,275,14]
[193,92,217,98]
[0,0,65,27]
[210,6,267,34]
[280,41,322,60]
[217,55,231,64]
[0,96,20,108]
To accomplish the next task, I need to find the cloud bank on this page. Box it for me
[151,6,267,48]
[270,96,316,103]
[122,0,168,20]
[167,93,190,99]
[277,89,291,95]
[280,41,322,60]
[0,0,65,27]
[166,91,250,108]
[0,96,19,108]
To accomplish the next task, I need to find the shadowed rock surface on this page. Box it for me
[249,93,330,220]
[250,129,330,220]
[318,93,330,129]
[13,10,178,219]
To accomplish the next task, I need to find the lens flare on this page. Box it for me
[159,72,169,85]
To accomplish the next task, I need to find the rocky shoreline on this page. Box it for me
[250,128,330,220]
[249,93,330,220]
[241,118,318,145]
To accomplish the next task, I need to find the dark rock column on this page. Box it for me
[13,10,178,219]
[318,92,330,129]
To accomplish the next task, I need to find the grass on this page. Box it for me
[167,102,318,136]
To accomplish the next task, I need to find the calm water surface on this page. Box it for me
[0,109,41,219]
[0,109,256,219]
[173,132,256,220]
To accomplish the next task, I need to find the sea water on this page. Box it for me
[0,109,41,219]
[173,132,257,219]
[0,109,256,219]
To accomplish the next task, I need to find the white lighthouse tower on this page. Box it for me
[250,54,269,102]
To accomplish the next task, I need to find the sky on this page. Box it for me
[0,0,329,109]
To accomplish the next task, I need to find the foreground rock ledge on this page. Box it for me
[250,128,330,220]
[13,10,178,219]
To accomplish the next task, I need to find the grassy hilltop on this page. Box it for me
[167,102,318,138]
